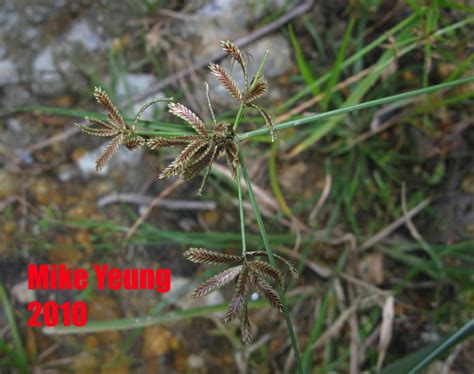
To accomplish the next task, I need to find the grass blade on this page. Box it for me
[288,24,319,97]
[42,295,308,335]
[381,320,474,374]
[0,284,28,373]
[321,18,355,110]
[238,76,474,141]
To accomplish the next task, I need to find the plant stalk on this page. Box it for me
[239,149,304,374]
[236,166,247,256]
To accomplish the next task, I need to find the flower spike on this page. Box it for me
[183,247,295,344]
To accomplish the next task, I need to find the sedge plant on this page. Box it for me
[76,41,302,369]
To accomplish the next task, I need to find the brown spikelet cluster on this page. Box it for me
[209,63,242,101]
[184,248,298,344]
[76,87,166,171]
[149,101,239,195]
[210,41,275,141]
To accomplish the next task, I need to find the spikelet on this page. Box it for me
[168,102,208,137]
[241,304,253,344]
[209,63,242,101]
[78,86,159,170]
[225,146,239,178]
[147,136,201,149]
[181,152,213,181]
[245,77,268,104]
[184,248,243,264]
[215,40,274,141]
[183,247,295,344]
[249,104,275,142]
[196,146,220,196]
[124,136,145,151]
[76,124,119,137]
[247,251,299,279]
[93,86,125,129]
[221,40,248,88]
[224,267,250,323]
[159,141,209,178]
[252,274,283,312]
[146,99,239,192]
[95,134,124,171]
[86,117,121,130]
[247,260,283,284]
[191,266,243,298]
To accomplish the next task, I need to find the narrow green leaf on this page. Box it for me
[43,295,308,335]
[0,284,28,373]
[321,18,355,110]
[288,24,319,97]
[382,320,474,374]
[238,76,474,141]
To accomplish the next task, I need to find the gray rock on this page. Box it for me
[22,26,40,42]
[76,146,110,177]
[116,73,157,96]
[251,34,293,78]
[6,118,23,133]
[31,45,67,95]
[2,85,31,108]
[76,143,144,178]
[64,20,106,52]
[57,164,77,182]
[30,19,108,95]
[25,4,51,24]
[115,73,166,121]
[0,59,18,86]
[188,355,205,370]
[116,147,144,168]
[180,0,248,58]
[0,9,20,33]
[11,280,36,304]
[52,0,69,7]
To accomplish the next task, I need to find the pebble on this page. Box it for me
[76,146,110,177]
[0,59,18,86]
[181,0,247,58]
[76,142,144,178]
[11,281,36,304]
[57,164,77,182]
[142,325,178,357]
[64,20,107,52]
[187,354,205,370]
[115,73,166,121]
[250,34,293,78]
[31,45,67,95]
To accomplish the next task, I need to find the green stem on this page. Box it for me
[233,104,247,257]
[238,76,474,140]
[239,150,304,374]
[236,167,246,256]
[233,105,245,131]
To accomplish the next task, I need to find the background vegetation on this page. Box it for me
[1,0,473,372]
